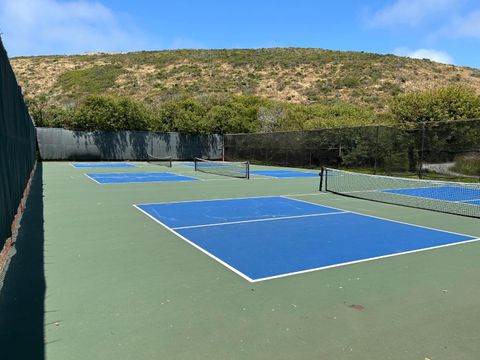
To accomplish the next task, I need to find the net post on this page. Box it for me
[319,168,324,191]
[325,167,329,191]
[194,157,198,171]
[246,162,250,179]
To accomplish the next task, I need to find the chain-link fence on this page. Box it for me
[224,119,480,180]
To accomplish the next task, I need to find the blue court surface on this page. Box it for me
[250,170,319,178]
[86,172,199,184]
[384,186,480,205]
[135,196,478,282]
[72,162,137,168]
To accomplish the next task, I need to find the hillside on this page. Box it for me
[11,48,480,111]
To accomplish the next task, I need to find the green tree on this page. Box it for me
[156,97,206,133]
[72,95,153,131]
[390,86,480,126]
[203,105,238,133]
[26,94,48,126]
[277,102,379,131]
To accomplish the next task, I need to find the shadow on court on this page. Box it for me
[0,163,45,360]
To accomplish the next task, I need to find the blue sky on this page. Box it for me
[1,0,479,68]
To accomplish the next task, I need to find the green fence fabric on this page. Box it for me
[0,37,37,249]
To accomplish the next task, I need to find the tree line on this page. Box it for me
[28,85,480,133]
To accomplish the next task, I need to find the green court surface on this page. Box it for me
[8,162,480,359]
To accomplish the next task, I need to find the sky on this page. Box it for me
[0,0,479,69]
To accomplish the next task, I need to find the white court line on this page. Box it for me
[144,168,275,181]
[84,173,102,184]
[381,186,445,192]
[282,196,479,238]
[456,198,480,204]
[157,167,320,181]
[287,192,324,197]
[198,176,318,181]
[88,179,201,185]
[71,162,138,169]
[249,173,276,178]
[197,177,271,182]
[342,188,443,196]
[133,204,255,283]
[84,173,201,184]
[250,175,320,179]
[251,237,480,282]
[343,188,428,194]
[344,189,480,206]
[172,211,347,230]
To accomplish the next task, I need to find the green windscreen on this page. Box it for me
[0,36,37,255]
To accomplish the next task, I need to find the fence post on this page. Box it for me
[419,124,426,179]
[222,134,225,161]
[374,125,379,174]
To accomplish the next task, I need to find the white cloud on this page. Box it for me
[449,10,480,38]
[0,0,149,56]
[368,0,460,27]
[394,47,454,64]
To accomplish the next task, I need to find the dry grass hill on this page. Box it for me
[10,48,480,110]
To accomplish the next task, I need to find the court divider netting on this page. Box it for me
[147,153,172,167]
[194,157,250,179]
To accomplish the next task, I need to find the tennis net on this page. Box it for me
[194,158,250,179]
[147,154,172,167]
[322,168,480,218]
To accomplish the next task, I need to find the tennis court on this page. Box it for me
[5,160,480,360]
[135,196,476,282]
